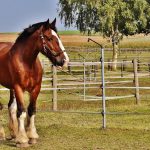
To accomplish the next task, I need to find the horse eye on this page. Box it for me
[48,37,53,41]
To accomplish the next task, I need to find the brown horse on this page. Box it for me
[0,19,69,147]
[0,42,13,54]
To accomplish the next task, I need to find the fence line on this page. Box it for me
[105,86,150,89]
[49,58,149,128]
[0,57,150,129]
[81,94,135,101]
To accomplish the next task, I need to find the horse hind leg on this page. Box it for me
[7,90,18,140]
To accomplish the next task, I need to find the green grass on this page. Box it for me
[1,102,150,150]
[58,30,81,35]
[0,32,18,34]
[1,49,150,149]
[1,79,150,150]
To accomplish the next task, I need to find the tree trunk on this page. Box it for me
[112,42,118,70]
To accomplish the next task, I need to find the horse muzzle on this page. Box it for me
[63,59,69,67]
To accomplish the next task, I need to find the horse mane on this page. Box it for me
[16,21,45,43]
[15,20,58,43]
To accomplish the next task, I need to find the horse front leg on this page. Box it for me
[14,85,29,148]
[26,85,40,144]
[7,89,18,140]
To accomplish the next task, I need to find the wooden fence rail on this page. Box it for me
[0,60,149,111]
[48,60,146,110]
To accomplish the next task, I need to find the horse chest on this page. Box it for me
[24,72,38,86]
[11,57,42,91]
[15,69,41,90]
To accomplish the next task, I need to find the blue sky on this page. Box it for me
[0,0,74,32]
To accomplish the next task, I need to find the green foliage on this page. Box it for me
[58,0,150,70]
[58,0,100,33]
[58,30,80,35]
[58,0,150,37]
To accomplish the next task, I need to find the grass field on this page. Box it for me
[1,97,150,150]
[0,31,150,149]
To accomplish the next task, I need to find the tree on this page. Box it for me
[58,0,150,70]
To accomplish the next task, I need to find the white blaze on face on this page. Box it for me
[51,30,69,67]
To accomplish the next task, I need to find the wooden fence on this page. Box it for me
[49,59,150,111]
[0,59,150,110]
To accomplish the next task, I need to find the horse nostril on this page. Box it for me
[55,58,64,66]
[59,59,64,66]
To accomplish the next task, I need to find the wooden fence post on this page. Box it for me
[121,61,124,77]
[137,59,140,72]
[107,59,111,71]
[68,65,71,73]
[87,65,91,81]
[123,59,127,71]
[83,62,86,101]
[52,65,57,111]
[94,65,97,81]
[148,63,150,76]
[133,59,140,105]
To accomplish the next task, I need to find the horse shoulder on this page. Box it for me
[35,58,43,76]
[32,58,43,82]
[0,42,13,56]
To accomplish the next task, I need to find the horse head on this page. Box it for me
[39,19,69,67]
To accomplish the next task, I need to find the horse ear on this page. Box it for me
[46,19,49,24]
[51,18,56,28]
[43,19,50,29]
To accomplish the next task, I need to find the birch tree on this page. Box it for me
[58,0,150,70]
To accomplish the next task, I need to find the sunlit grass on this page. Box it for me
[0,32,150,149]
[0,32,150,49]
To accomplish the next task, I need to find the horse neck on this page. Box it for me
[12,34,41,64]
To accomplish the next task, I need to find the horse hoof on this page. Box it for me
[29,138,37,144]
[6,136,15,141]
[16,142,30,148]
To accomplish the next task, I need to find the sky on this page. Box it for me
[0,0,74,32]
